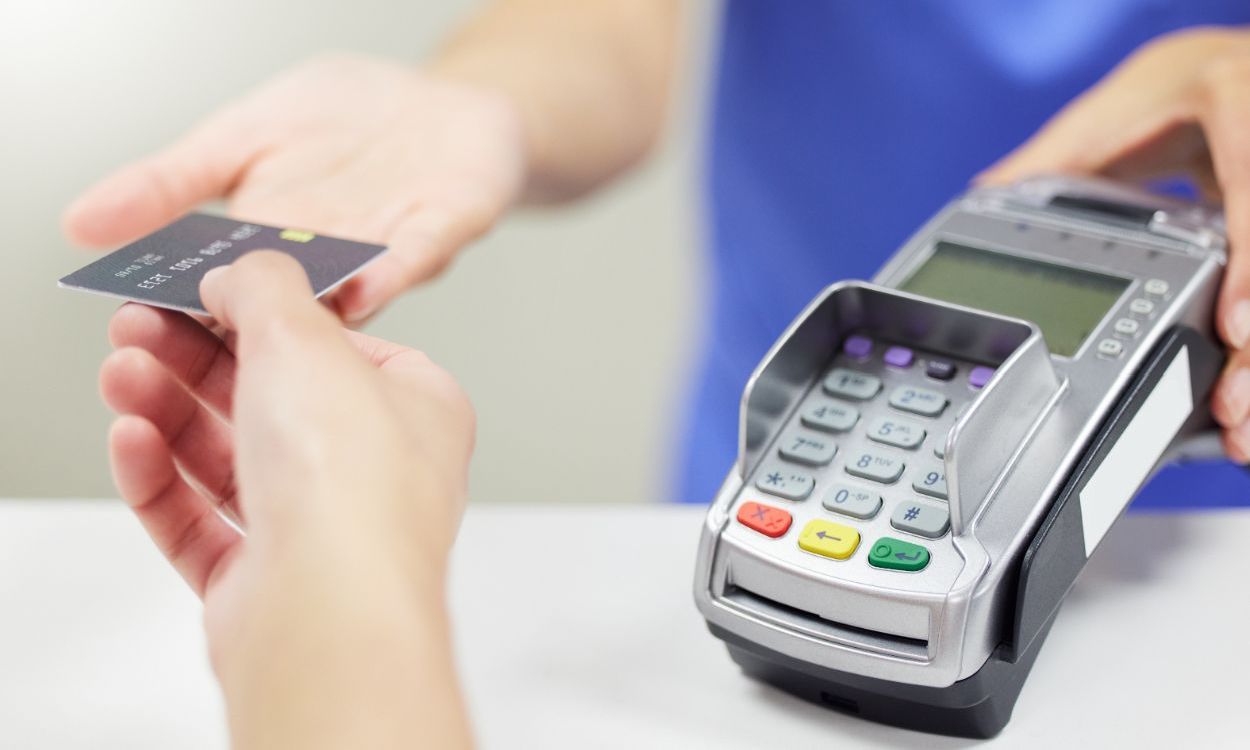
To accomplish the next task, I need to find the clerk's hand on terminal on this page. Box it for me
[99,252,474,749]
[980,27,1250,463]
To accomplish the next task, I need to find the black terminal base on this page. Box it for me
[710,615,1056,739]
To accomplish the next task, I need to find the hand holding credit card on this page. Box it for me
[59,213,387,314]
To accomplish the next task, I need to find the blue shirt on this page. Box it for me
[676,1,1250,507]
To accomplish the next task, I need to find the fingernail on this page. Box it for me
[1221,368,1250,425]
[338,278,379,324]
[343,304,377,325]
[198,266,230,312]
[1227,300,1250,348]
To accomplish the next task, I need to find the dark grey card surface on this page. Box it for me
[59,213,387,314]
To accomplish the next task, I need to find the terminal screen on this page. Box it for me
[900,241,1130,357]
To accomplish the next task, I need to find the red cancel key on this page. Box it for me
[737,502,793,538]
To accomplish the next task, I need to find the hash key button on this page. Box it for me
[891,502,950,539]
[845,450,905,484]
[888,385,948,416]
[755,463,816,501]
[824,368,882,401]
[778,430,838,466]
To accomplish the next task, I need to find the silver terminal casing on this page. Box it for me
[694,176,1227,689]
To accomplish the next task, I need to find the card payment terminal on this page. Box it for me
[692,176,1234,737]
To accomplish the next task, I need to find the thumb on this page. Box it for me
[200,250,345,364]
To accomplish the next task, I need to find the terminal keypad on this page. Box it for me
[739,333,988,575]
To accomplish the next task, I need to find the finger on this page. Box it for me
[331,202,490,323]
[109,416,241,597]
[108,303,236,417]
[1200,61,1250,350]
[1212,353,1250,427]
[1223,423,1250,464]
[976,42,1196,186]
[100,347,238,512]
[199,251,362,431]
[340,328,431,369]
[63,105,264,248]
[199,251,343,352]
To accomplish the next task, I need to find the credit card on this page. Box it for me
[58,213,387,314]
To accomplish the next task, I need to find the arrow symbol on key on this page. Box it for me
[816,531,842,541]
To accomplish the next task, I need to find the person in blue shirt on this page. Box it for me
[67,2,1250,742]
[65,3,1250,507]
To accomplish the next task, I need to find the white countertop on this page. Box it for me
[1,500,1246,748]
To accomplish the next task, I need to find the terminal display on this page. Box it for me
[900,241,1130,357]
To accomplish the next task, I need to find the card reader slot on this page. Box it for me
[1048,193,1159,227]
[721,584,929,660]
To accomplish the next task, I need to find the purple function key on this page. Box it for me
[968,366,996,389]
[843,335,873,359]
[883,346,914,368]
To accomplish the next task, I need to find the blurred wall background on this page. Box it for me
[0,0,710,502]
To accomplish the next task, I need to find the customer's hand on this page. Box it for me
[979,27,1250,462]
[65,54,525,324]
[100,251,475,749]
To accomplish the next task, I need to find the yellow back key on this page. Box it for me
[798,519,860,560]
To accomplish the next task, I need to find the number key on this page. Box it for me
[888,385,948,417]
[912,461,948,500]
[821,483,882,519]
[844,450,905,484]
[801,399,859,433]
[778,430,838,466]
[823,368,882,401]
[866,416,926,449]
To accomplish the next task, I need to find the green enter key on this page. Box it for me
[868,537,930,572]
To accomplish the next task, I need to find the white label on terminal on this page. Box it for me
[1079,346,1192,556]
